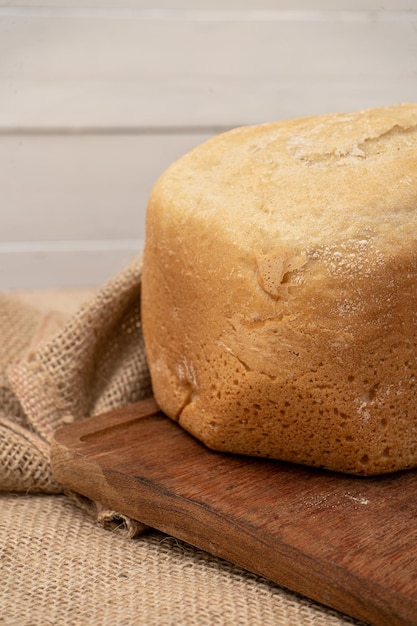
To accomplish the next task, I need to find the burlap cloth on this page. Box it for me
[0,258,363,625]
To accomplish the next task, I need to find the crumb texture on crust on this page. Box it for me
[142,103,417,475]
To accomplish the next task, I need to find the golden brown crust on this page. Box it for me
[142,104,417,475]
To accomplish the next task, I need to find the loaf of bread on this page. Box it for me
[141,104,417,475]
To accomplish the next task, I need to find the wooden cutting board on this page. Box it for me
[50,398,417,626]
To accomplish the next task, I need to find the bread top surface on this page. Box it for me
[149,103,417,257]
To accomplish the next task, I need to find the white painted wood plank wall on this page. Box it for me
[1,1,416,288]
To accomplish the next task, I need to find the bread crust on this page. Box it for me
[142,104,417,475]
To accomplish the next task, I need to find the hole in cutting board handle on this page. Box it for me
[79,413,164,443]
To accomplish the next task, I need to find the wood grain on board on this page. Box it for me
[51,398,417,626]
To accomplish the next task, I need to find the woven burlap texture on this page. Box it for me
[0,494,361,626]
[1,257,151,535]
[0,260,362,624]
